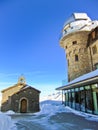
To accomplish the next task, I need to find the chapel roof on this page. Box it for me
[1,76,40,93]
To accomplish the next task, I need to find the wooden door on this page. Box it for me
[20,99,27,113]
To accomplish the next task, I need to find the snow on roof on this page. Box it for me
[56,69,98,90]
[20,84,41,93]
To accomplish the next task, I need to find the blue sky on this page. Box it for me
[0,0,98,96]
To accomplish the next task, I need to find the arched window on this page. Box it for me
[67,59,69,66]
[92,31,96,40]
[92,45,97,55]
[75,55,79,61]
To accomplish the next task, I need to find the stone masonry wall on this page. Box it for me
[11,88,40,113]
[89,40,98,69]
[1,83,24,104]
[60,31,92,81]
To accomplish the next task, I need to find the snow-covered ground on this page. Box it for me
[0,92,98,130]
[0,112,16,130]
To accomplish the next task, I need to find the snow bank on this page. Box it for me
[37,100,98,122]
[5,110,15,115]
[33,100,98,130]
[0,113,17,130]
[37,100,70,116]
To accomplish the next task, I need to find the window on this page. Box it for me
[73,41,77,45]
[73,49,76,54]
[66,54,67,59]
[8,96,11,104]
[69,51,71,56]
[64,30,67,34]
[92,45,97,54]
[79,48,81,53]
[75,55,79,61]
[92,31,96,40]
[95,63,98,70]
[84,48,87,52]
[68,59,69,66]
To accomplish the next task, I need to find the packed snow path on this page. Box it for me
[10,101,98,130]
[11,112,98,130]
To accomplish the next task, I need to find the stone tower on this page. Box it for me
[60,13,98,81]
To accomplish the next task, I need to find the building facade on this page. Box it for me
[56,13,98,114]
[60,13,98,81]
[1,76,41,113]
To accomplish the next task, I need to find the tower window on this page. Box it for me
[95,63,98,70]
[73,41,77,45]
[75,55,79,61]
[67,59,69,66]
[69,51,71,56]
[64,30,67,34]
[92,45,97,54]
[92,31,96,40]
[73,49,76,54]
[84,48,87,52]
[66,54,67,59]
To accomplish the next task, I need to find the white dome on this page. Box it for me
[61,13,98,39]
[63,13,91,27]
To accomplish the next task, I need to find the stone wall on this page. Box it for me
[1,83,24,104]
[60,31,92,81]
[89,40,98,69]
[1,87,40,113]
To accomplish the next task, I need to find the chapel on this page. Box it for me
[1,76,41,113]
